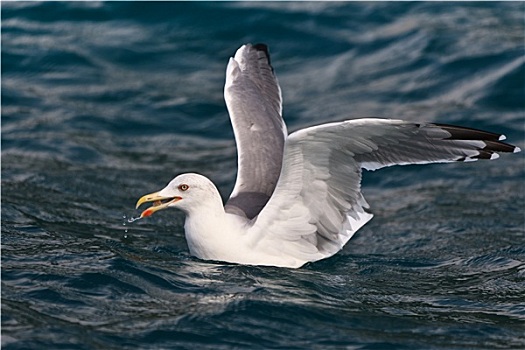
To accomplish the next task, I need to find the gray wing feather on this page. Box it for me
[291,119,519,172]
[347,120,519,170]
[246,118,519,267]
[224,44,287,219]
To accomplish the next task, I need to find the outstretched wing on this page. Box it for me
[247,118,520,268]
[223,44,287,219]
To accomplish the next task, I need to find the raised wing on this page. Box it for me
[223,44,287,219]
[246,118,520,268]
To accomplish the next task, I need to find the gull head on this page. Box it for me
[136,173,220,218]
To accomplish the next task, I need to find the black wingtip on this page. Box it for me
[434,123,520,156]
[434,123,504,142]
[252,43,272,70]
[253,43,269,54]
[483,140,519,154]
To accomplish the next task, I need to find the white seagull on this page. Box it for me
[136,44,520,268]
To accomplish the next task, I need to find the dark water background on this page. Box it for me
[2,2,525,349]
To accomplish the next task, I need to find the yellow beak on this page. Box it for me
[135,191,182,218]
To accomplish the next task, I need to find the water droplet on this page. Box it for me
[127,216,142,223]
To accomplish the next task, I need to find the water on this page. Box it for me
[2,2,524,349]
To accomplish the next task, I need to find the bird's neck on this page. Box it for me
[183,195,234,260]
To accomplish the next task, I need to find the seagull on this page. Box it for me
[135,43,520,268]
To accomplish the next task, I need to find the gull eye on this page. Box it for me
[178,184,189,191]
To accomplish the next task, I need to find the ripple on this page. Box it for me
[2,2,524,349]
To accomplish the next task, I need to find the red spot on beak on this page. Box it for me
[141,209,153,218]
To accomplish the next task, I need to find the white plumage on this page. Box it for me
[136,44,520,268]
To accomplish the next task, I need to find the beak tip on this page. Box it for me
[135,193,153,210]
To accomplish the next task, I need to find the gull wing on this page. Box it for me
[246,118,520,268]
[224,44,287,219]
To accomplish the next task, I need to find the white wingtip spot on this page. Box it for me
[234,45,249,67]
[499,134,507,141]
[490,153,500,160]
[514,146,521,153]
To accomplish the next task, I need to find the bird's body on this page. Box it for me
[136,44,520,268]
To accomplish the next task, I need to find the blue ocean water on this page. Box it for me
[2,2,524,349]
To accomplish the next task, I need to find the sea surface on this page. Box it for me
[2,2,525,349]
